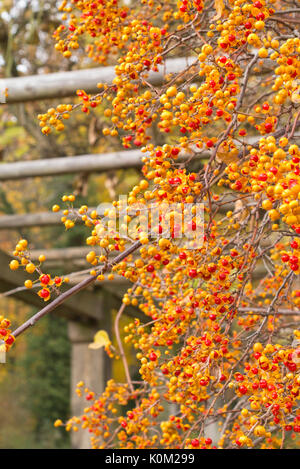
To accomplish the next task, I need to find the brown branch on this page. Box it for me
[114,290,137,393]
[289,109,300,139]
[236,51,259,110]
[12,240,142,338]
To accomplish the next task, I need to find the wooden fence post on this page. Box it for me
[68,319,108,449]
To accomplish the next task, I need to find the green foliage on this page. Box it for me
[20,313,71,448]
[0,309,71,449]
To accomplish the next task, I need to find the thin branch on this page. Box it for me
[114,286,137,393]
[12,240,141,338]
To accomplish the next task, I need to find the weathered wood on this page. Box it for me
[0,57,195,104]
[30,246,95,261]
[0,200,261,230]
[0,56,275,105]
[0,145,211,182]
[0,150,144,181]
[0,199,254,230]
[2,133,290,184]
[30,247,120,270]
[0,209,99,229]
[0,210,71,229]
[68,321,108,449]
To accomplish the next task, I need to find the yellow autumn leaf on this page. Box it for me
[216,142,239,164]
[216,152,239,164]
[233,199,249,222]
[213,0,225,20]
[88,330,111,350]
[291,80,300,104]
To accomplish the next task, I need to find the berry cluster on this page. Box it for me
[8,0,300,449]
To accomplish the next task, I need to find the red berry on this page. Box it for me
[40,274,50,285]
[5,335,14,345]
[265,122,273,133]
[40,288,50,299]
[258,173,268,181]
[239,385,248,395]
[149,351,157,361]
[188,269,197,278]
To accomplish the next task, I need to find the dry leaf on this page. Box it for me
[233,199,249,222]
[213,0,225,20]
[88,116,99,146]
[88,330,111,350]
[216,142,239,164]
[291,89,300,104]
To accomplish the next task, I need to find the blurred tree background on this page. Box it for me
[0,0,141,448]
[0,301,70,448]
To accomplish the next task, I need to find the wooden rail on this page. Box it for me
[0,150,143,181]
[0,57,195,104]
[0,147,211,181]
